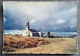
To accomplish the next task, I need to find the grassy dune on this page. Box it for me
[3,34,78,54]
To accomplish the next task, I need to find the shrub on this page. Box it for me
[3,35,50,50]
[48,35,54,38]
[3,46,15,52]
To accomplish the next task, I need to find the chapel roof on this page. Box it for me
[29,29,37,32]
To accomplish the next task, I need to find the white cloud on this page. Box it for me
[69,25,75,28]
[56,19,66,24]
[3,17,6,23]
[30,19,36,23]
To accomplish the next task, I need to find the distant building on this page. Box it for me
[22,18,42,37]
[47,32,50,37]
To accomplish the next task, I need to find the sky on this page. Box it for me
[3,1,78,32]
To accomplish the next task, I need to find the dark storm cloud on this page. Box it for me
[3,1,78,32]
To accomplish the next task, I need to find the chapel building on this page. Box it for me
[22,18,42,37]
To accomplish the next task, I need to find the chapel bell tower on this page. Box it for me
[26,17,29,30]
[26,17,29,36]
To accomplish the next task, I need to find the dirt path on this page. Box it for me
[7,38,78,54]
